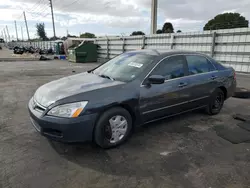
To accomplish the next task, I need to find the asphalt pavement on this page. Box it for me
[236,73,250,89]
[0,60,250,188]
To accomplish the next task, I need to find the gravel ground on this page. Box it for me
[0,60,250,188]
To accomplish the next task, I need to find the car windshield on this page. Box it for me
[92,52,156,82]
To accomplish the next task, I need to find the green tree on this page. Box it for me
[67,34,77,38]
[36,23,48,41]
[177,30,182,33]
[80,32,96,38]
[130,31,145,36]
[162,22,174,33]
[61,34,77,40]
[156,29,163,34]
[204,13,249,30]
[61,36,67,41]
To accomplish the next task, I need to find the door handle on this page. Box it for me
[210,75,218,80]
[178,82,188,88]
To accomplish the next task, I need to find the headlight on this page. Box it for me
[47,101,88,118]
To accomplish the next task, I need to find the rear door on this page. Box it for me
[184,55,218,108]
[139,55,193,123]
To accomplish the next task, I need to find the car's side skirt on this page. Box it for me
[142,96,209,115]
[144,105,207,124]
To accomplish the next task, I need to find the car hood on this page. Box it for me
[34,72,124,107]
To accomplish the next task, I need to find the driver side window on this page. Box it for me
[151,55,186,80]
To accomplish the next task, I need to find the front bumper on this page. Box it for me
[28,99,98,143]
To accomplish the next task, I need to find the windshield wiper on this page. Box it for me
[98,74,115,81]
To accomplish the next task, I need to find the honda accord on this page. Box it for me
[28,50,236,148]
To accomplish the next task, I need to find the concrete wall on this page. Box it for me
[95,28,250,73]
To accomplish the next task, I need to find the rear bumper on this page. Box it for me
[227,79,237,99]
[28,99,98,143]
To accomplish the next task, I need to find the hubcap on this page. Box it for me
[212,93,223,110]
[106,115,128,144]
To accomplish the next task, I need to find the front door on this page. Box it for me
[139,55,192,123]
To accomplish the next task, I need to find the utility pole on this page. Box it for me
[5,26,11,42]
[14,21,19,41]
[151,0,158,34]
[1,30,6,42]
[23,11,30,41]
[21,26,24,41]
[49,0,56,38]
[3,29,8,42]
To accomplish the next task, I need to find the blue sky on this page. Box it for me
[0,0,250,40]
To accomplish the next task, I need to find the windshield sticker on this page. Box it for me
[128,62,143,68]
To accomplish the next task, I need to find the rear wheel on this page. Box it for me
[94,107,132,149]
[206,88,225,115]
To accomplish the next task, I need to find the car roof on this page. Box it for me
[129,49,209,57]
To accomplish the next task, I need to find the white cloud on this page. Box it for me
[1,0,250,39]
[57,13,149,28]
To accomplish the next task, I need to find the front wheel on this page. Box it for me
[94,107,132,149]
[206,88,225,115]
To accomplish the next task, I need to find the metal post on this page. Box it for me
[210,31,216,57]
[1,31,4,41]
[21,26,24,41]
[49,0,56,38]
[3,29,8,42]
[23,11,30,41]
[2,31,4,42]
[106,37,109,59]
[151,0,158,34]
[142,35,146,49]
[6,26,11,42]
[14,21,19,41]
[170,34,175,49]
[122,38,126,53]
[3,29,7,42]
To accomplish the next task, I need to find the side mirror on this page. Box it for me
[148,75,165,84]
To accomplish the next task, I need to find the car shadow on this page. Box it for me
[49,111,202,180]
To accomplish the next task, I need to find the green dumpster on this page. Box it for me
[68,41,98,63]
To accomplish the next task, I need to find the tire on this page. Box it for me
[94,107,133,149]
[232,87,250,99]
[206,88,225,115]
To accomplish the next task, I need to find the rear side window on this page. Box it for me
[151,55,186,80]
[211,60,226,70]
[186,55,216,75]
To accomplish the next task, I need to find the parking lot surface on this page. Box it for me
[0,60,250,188]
